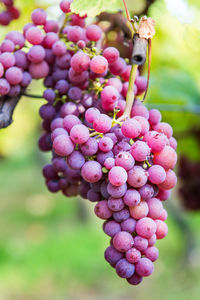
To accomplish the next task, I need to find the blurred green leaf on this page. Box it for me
[150,68,200,104]
[71,0,122,17]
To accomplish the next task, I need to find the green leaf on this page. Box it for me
[71,0,122,17]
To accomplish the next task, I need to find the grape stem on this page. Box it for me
[117,64,138,122]
[22,93,43,99]
[90,131,103,138]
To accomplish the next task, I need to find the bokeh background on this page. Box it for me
[0,0,200,299]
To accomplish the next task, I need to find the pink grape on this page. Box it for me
[99,137,113,152]
[42,32,59,48]
[158,209,168,221]
[157,189,171,201]
[130,140,150,161]
[80,137,98,156]
[86,24,102,41]
[135,76,147,94]
[113,231,134,252]
[127,166,148,188]
[25,27,43,45]
[5,66,23,84]
[144,131,167,153]
[29,61,49,79]
[70,51,90,72]
[103,47,119,64]
[90,55,108,74]
[147,198,163,219]
[115,152,135,171]
[153,122,173,138]
[136,217,156,239]
[133,116,150,135]
[70,124,89,144]
[31,8,47,25]
[85,107,100,123]
[81,161,103,183]
[109,57,126,76]
[0,63,4,78]
[155,220,168,239]
[144,246,159,262]
[106,77,122,93]
[135,257,154,277]
[138,184,155,201]
[131,100,149,119]
[0,78,10,95]
[66,26,84,43]
[133,236,148,252]
[129,201,149,220]
[169,137,177,150]
[0,39,15,52]
[148,234,157,247]
[123,189,141,207]
[0,52,15,68]
[153,146,177,170]
[53,134,74,156]
[126,248,141,263]
[93,114,112,133]
[158,169,177,190]
[28,45,46,63]
[104,157,115,170]
[44,20,59,33]
[60,0,72,13]
[63,115,81,132]
[5,31,25,49]
[148,165,166,184]
[148,109,161,126]
[52,41,67,57]
[121,119,141,138]
[108,166,127,187]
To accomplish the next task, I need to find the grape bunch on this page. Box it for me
[0,0,20,26]
[0,0,178,285]
[36,0,178,285]
[178,156,200,211]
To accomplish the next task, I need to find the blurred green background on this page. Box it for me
[0,0,200,299]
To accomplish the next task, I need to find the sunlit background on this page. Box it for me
[0,0,200,299]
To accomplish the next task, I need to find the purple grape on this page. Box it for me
[67,151,85,169]
[115,258,135,278]
[121,218,136,233]
[103,220,121,237]
[104,246,124,267]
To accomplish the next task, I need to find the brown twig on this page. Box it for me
[0,95,21,129]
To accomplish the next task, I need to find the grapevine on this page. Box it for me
[0,0,178,286]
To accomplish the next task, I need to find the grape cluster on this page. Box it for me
[0,0,178,285]
[36,0,178,285]
[178,156,200,211]
[0,0,20,26]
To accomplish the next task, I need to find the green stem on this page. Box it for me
[117,64,138,121]
[89,131,103,138]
